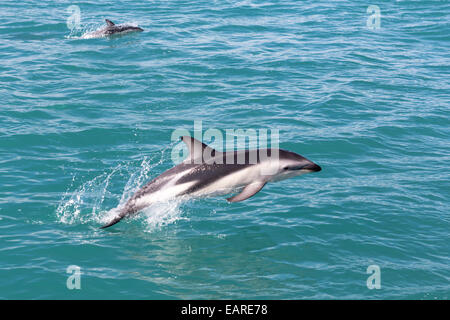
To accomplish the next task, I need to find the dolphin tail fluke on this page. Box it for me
[100,216,122,229]
[100,207,129,229]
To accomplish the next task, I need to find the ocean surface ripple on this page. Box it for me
[0,1,449,299]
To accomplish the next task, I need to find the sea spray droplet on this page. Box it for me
[56,150,178,228]
[140,197,189,232]
[56,167,122,225]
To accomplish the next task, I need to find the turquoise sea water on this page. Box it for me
[0,0,449,299]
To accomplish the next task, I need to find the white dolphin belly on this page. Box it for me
[191,165,262,197]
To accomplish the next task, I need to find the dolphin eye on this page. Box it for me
[283,166,289,171]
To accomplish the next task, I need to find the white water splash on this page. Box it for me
[66,21,143,40]
[56,144,186,231]
[140,197,189,232]
[65,23,102,39]
[56,162,126,225]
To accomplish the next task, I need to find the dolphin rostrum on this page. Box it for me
[101,136,321,228]
[84,19,143,38]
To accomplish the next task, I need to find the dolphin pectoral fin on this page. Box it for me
[105,19,115,27]
[227,181,266,203]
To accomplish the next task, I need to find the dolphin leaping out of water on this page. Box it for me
[101,136,321,229]
[83,19,143,38]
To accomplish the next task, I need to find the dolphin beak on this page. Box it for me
[288,161,321,172]
[303,162,321,172]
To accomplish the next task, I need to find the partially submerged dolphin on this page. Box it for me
[83,19,143,38]
[101,136,321,228]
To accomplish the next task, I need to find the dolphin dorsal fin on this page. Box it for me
[105,19,115,27]
[181,136,219,163]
